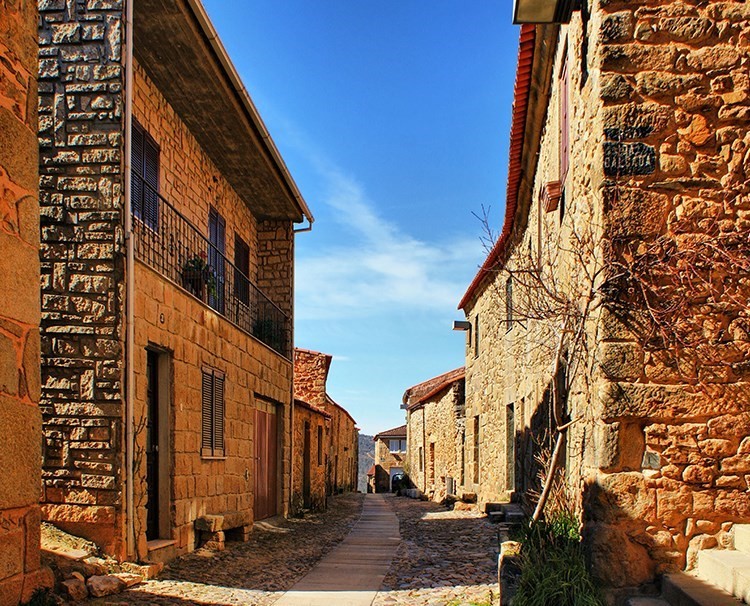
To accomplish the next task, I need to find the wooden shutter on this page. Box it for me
[201,368,225,457]
[131,122,144,219]
[143,136,159,230]
[214,371,225,456]
[201,369,214,456]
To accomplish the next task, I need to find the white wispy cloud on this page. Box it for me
[295,159,481,321]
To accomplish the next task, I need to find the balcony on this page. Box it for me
[131,174,291,358]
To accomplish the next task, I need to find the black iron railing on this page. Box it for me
[132,174,291,358]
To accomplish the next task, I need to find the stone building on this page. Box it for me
[402,368,465,501]
[291,398,330,513]
[38,0,313,564]
[0,2,50,604]
[372,425,407,493]
[292,348,359,512]
[458,1,750,597]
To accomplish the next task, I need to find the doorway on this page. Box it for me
[145,349,171,541]
[303,421,311,508]
[506,403,515,492]
[253,400,278,520]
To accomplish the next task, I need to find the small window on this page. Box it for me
[201,367,225,458]
[474,314,480,358]
[419,446,424,472]
[131,120,159,231]
[317,425,323,466]
[389,439,406,453]
[505,277,513,332]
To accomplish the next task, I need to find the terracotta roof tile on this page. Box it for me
[294,398,331,419]
[459,24,537,310]
[402,367,465,409]
[373,424,407,441]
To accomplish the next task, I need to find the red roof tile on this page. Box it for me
[459,24,537,310]
[294,398,332,419]
[373,424,407,441]
[402,367,465,410]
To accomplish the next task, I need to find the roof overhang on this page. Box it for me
[513,0,576,24]
[458,24,559,310]
[132,0,313,223]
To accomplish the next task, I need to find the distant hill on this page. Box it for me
[358,434,375,492]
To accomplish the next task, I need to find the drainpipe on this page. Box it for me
[123,0,135,560]
[293,217,313,234]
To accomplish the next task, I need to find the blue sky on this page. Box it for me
[202,1,521,435]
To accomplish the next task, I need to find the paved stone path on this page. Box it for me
[90,493,365,605]
[88,493,500,605]
[274,494,400,605]
[372,497,500,606]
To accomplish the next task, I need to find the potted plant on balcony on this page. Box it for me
[182,251,217,300]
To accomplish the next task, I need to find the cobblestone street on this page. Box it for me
[91,494,365,605]
[373,497,499,606]
[88,494,499,605]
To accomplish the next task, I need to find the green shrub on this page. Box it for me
[513,513,604,606]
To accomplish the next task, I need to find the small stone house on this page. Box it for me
[293,348,359,511]
[402,368,465,501]
[291,398,330,513]
[458,1,750,597]
[372,425,407,493]
[0,1,49,603]
[38,0,313,564]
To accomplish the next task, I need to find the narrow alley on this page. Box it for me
[88,494,499,606]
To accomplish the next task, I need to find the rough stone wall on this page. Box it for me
[37,0,127,558]
[132,61,260,282]
[291,404,327,513]
[589,0,750,589]
[0,1,48,603]
[293,349,330,412]
[406,407,425,490]
[292,350,358,498]
[329,404,358,493]
[257,220,293,319]
[132,263,293,558]
[464,0,750,593]
[406,383,464,501]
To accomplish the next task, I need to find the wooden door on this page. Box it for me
[303,421,311,508]
[146,351,160,540]
[254,407,278,520]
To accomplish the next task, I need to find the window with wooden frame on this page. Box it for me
[131,120,159,231]
[201,367,225,458]
[559,43,570,185]
[234,234,250,306]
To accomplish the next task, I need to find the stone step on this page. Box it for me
[625,597,670,606]
[146,539,177,566]
[735,525,750,555]
[697,549,750,603]
[663,571,744,606]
